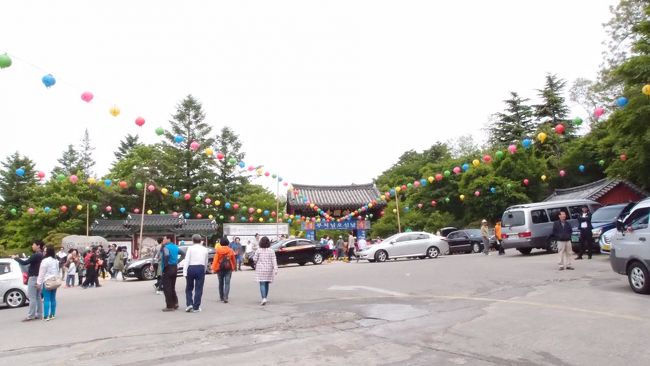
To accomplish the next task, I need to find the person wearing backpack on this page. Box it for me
[211,236,236,303]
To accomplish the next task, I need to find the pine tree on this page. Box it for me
[52,145,82,177]
[213,126,248,200]
[0,152,38,213]
[534,74,574,135]
[161,95,217,195]
[489,92,535,146]
[114,134,141,161]
[78,129,95,177]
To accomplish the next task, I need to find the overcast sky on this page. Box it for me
[0,0,617,189]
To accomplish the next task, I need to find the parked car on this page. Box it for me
[599,228,617,254]
[243,238,331,269]
[0,258,29,308]
[500,199,602,255]
[439,227,459,237]
[125,245,215,281]
[358,232,448,263]
[570,203,636,252]
[610,198,650,294]
[443,229,497,254]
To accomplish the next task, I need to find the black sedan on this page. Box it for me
[125,245,216,281]
[243,238,332,269]
[443,229,497,254]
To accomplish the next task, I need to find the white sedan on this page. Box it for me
[359,232,449,263]
[0,259,29,308]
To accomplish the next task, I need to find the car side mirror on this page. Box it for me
[616,220,625,233]
[389,240,395,245]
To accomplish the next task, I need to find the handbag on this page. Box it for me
[44,276,63,290]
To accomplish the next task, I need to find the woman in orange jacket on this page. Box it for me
[211,237,237,303]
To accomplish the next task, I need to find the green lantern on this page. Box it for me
[444,170,451,177]
[573,117,583,126]
[0,53,12,69]
[135,182,143,190]
[598,159,605,166]
[155,127,164,136]
[219,215,224,220]
[57,174,66,181]
[228,157,237,165]
[506,183,512,189]
[495,150,504,159]
[195,195,202,202]
[444,197,450,203]
[10,208,17,215]
[160,211,165,215]
[92,204,98,210]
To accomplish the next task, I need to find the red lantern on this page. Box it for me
[135,117,145,127]
[119,181,128,189]
[60,205,68,213]
[431,200,437,206]
[523,179,530,186]
[435,174,443,181]
[196,213,203,219]
[184,193,191,200]
[554,124,565,134]
[620,154,627,161]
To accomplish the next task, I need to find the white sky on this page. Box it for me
[0,0,617,189]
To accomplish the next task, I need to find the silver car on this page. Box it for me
[0,259,29,308]
[359,232,449,263]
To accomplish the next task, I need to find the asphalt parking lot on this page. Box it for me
[2,250,649,366]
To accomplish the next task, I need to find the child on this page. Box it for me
[66,260,77,287]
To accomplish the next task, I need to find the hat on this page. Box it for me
[191,234,202,243]
[481,219,487,223]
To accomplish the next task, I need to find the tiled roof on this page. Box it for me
[287,183,384,210]
[544,178,648,202]
[91,214,217,236]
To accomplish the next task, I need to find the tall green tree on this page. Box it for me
[52,145,82,177]
[0,152,38,213]
[114,134,141,161]
[534,74,573,135]
[213,126,248,200]
[489,92,536,146]
[78,129,95,177]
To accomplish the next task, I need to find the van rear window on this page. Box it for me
[502,211,525,227]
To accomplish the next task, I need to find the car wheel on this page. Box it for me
[375,250,388,262]
[517,248,532,255]
[141,265,156,281]
[628,262,650,294]
[4,289,26,308]
[546,239,558,253]
[298,262,307,266]
[312,253,324,265]
[472,243,481,253]
[426,246,440,258]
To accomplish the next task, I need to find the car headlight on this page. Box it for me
[592,228,602,238]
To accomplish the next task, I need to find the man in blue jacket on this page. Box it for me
[161,234,179,311]
[552,211,574,271]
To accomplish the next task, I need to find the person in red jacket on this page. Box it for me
[212,237,236,303]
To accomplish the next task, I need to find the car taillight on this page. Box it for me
[22,272,28,285]
[518,231,532,238]
[501,234,508,239]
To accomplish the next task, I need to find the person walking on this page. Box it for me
[98,245,108,279]
[577,206,594,260]
[56,246,67,279]
[252,236,278,306]
[153,238,164,294]
[336,236,344,260]
[107,244,117,279]
[161,235,180,311]
[112,247,126,281]
[38,245,61,321]
[495,220,505,255]
[82,247,100,288]
[183,234,209,312]
[346,232,356,261]
[12,240,44,321]
[230,237,243,271]
[212,237,236,303]
[481,220,491,255]
[553,210,575,270]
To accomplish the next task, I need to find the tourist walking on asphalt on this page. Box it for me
[577,206,593,260]
[82,247,100,288]
[481,220,490,255]
[495,220,505,255]
[184,234,209,312]
[161,235,180,311]
[230,237,243,271]
[38,245,61,321]
[112,247,126,280]
[553,210,575,270]
[12,240,44,321]
[212,237,236,303]
[107,244,117,278]
[252,236,278,306]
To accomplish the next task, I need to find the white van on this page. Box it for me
[610,198,650,294]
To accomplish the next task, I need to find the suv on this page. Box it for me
[501,199,602,255]
[570,203,636,252]
[610,199,650,294]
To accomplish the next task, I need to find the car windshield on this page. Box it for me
[591,206,625,223]
[271,239,292,250]
[502,210,525,227]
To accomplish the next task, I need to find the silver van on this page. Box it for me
[610,198,650,294]
[500,199,602,255]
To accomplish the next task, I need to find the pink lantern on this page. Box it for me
[248,207,254,214]
[435,174,443,181]
[230,216,235,221]
[184,193,191,200]
[453,166,461,174]
[233,203,240,210]
[81,91,94,103]
[413,181,420,187]
[247,165,255,171]
[271,211,277,217]
[172,211,179,217]
[417,203,423,208]
[431,200,437,207]
[508,144,517,154]
[205,198,212,204]
[483,155,492,163]
[105,206,112,212]
[28,207,35,214]
[148,184,155,192]
[196,213,203,219]
[190,141,200,151]
[559,170,566,177]
[620,154,627,161]
[283,182,288,186]
[134,208,140,214]
[594,107,605,118]
[60,205,68,213]
[135,117,145,127]
[248,217,254,222]
[523,179,529,186]
[474,190,480,197]
[264,171,270,177]
[37,171,45,180]
[69,175,79,184]
[216,152,225,160]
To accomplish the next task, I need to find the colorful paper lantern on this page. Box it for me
[155,127,165,136]
[642,84,650,96]
[135,117,145,127]
[109,105,121,117]
[554,124,565,134]
[42,74,56,88]
[537,132,547,143]
[0,53,12,69]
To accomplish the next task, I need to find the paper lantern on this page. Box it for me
[174,135,185,143]
[119,181,128,189]
[204,147,213,157]
[147,184,155,192]
[81,91,94,103]
[155,127,165,136]
[76,204,83,211]
[554,124,565,134]
[0,53,12,69]
[87,177,96,185]
[573,117,583,126]
[190,141,200,151]
[642,84,650,96]
[559,170,566,177]
[508,145,517,154]
[69,175,78,184]
[620,154,627,161]
[109,105,120,117]
[541,175,547,181]
[15,168,25,177]
[161,188,168,195]
[37,171,45,179]
[472,159,480,167]
[214,200,221,206]
[474,191,480,197]
[523,179,529,186]
[27,207,35,214]
[147,209,153,215]
[184,193,191,200]
[135,117,145,127]
[537,132,547,143]
[105,206,112,212]
[60,205,68,213]
[42,74,56,88]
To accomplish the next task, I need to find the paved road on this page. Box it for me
[2,250,650,365]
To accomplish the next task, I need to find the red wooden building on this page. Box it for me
[544,178,647,205]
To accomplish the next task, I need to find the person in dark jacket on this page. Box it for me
[552,210,574,270]
[12,240,45,321]
[577,206,594,260]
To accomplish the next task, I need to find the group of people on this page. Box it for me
[156,233,278,312]
[320,232,368,261]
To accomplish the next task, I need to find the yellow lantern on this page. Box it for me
[109,105,120,117]
[87,177,96,185]
[395,186,401,192]
[459,194,465,201]
[256,168,263,176]
[208,214,214,219]
[161,188,169,195]
[428,176,434,183]
[214,200,221,206]
[147,209,153,215]
[541,175,547,181]
[259,218,264,222]
[380,195,385,201]
[76,204,83,211]
[642,84,650,96]
[309,203,315,208]
[204,147,213,157]
[392,208,397,213]
[290,215,295,219]
[537,132,547,143]
[256,208,262,214]
[472,159,480,167]
[368,203,373,208]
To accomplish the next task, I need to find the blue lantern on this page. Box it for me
[462,163,470,171]
[119,207,126,213]
[278,177,283,182]
[174,135,185,144]
[579,165,585,172]
[238,161,245,168]
[522,139,532,149]
[15,168,25,177]
[44,206,51,213]
[616,97,628,107]
[240,216,246,222]
[184,212,190,218]
[490,187,496,194]
[420,178,427,186]
[173,191,180,198]
[225,202,231,209]
[104,179,112,187]
[263,210,270,216]
[42,74,56,88]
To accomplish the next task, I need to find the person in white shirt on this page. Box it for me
[66,259,77,288]
[37,245,60,321]
[183,234,209,313]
